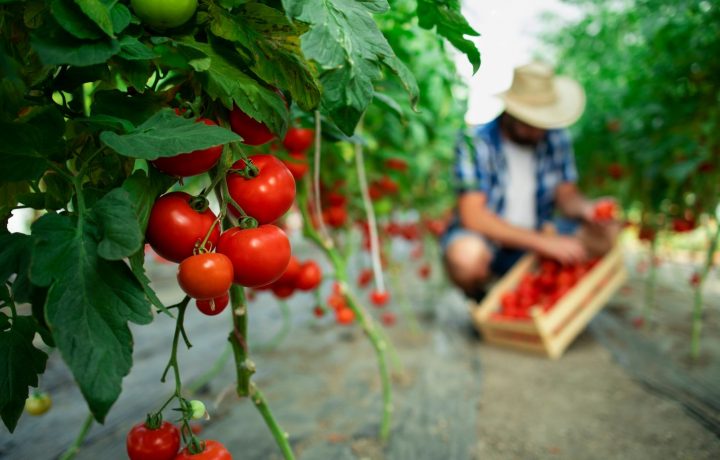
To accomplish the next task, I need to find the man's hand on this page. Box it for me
[583,197,619,226]
[533,234,588,265]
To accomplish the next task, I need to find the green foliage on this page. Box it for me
[543,0,720,224]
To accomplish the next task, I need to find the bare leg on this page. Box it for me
[443,235,493,299]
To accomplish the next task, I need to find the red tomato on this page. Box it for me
[282,151,309,180]
[335,308,355,325]
[272,284,295,299]
[357,268,373,288]
[127,421,180,460]
[282,127,315,152]
[608,163,624,179]
[274,256,301,287]
[327,293,346,311]
[226,155,296,224]
[196,293,230,316]
[151,118,223,177]
[368,185,383,201]
[295,261,322,291]
[370,290,390,307]
[326,191,346,207]
[384,158,408,172]
[174,440,232,460]
[323,206,347,228]
[177,253,234,299]
[146,192,221,263]
[230,105,275,146]
[313,305,325,317]
[216,225,291,288]
[672,217,695,233]
[418,264,431,279]
[593,201,617,221]
[381,311,397,327]
[377,176,399,194]
[500,292,518,311]
[689,272,701,287]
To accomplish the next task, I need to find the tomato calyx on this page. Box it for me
[238,215,259,230]
[188,195,211,213]
[229,159,260,179]
[144,412,164,430]
[186,437,207,456]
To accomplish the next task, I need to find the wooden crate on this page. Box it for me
[471,244,628,359]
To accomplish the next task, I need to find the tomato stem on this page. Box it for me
[312,110,333,246]
[58,412,93,460]
[249,383,296,460]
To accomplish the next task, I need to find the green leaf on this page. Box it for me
[89,188,143,260]
[75,114,136,134]
[100,108,241,159]
[31,21,120,66]
[30,212,152,422]
[208,4,321,111]
[129,250,170,316]
[53,63,110,92]
[283,0,418,135]
[92,90,166,125]
[117,36,158,61]
[121,168,175,234]
[51,0,104,40]
[180,39,289,137]
[112,57,153,91]
[0,316,48,432]
[0,232,33,293]
[109,1,131,34]
[0,107,65,183]
[0,182,29,220]
[75,0,114,37]
[416,0,481,73]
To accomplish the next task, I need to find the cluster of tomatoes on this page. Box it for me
[495,258,600,320]
[277,127,315,181]
[255,256,322,299]
[127,419,231,460]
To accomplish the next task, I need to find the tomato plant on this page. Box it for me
[175,440,232,460]
[24,391,52,416]
[151,118,224,177]
[216,225,291,288]
[196,293,230,316]
[177,253,234,300]
[282,127,315,152]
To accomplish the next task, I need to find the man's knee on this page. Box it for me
[444,235,492,287]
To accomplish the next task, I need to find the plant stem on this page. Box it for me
[249,383,296,460]
[312,110,332,246]
[298,185,394,441]
[58,413,94,460]
[228,284,253,396]
[690,223,720,360]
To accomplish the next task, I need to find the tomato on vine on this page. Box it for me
[216,225,291,287]
[174,439,232,460]
[282,127,315,152]
[24,391,51,416]
[335,308,355,325]
[226,155,296,225]
[146,192,220,263]
[196,293,230,316]
[370,290,390,307]
[151,118,223,177]
[230,106,275,146]
[177,253,234,300]
[282,152,309,180]
[127,420,180,460]
[130,0,197,29]
[295,261,322,291]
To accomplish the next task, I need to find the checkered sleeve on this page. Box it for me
[554,129,579,183]
[453,132,492,195]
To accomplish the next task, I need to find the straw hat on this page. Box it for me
[498,62,586,130]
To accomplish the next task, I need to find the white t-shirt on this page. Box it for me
[502,140,537,230]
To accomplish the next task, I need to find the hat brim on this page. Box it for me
[498,76,586,130]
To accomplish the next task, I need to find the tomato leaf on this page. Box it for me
[74,0,115,38]
[416,0,481,73]
[31,20,120,67]
[181,39,289,138]
[100,108,242,159]
[90,188,143,260]
[50,0,104,40]
[208,4,321,111]
[0,316,49,432]
[117,36,159,61]
[129,250,171,317]
[121,169,175,234]
[30,212,152,422]
[283,0,419,135]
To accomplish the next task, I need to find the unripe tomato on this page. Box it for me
[25,391,51,416]
[151,118,223,177]
[295,261,322,291]
[229,105,275,146]
[130,0,197,29]
[216,225,291,287]
[226,155,296,224]
[146,192,220,263]
[177,253,234,300]
[175,439,232,460]
[196,293,230,316]
[282,127,315,152]
[127,420,180,460]
[189,400,207,420]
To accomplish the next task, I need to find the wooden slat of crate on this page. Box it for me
[481,328,546,355]
[545,265,628,359]
[536,245,623,336]
[474,253,535,322]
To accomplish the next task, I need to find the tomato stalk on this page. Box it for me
[690,222,720,360]
[312,110,333,247]
[58,412,94,460]
[249,383,295,460]
[227,284,253,396]
[298,184,394,442]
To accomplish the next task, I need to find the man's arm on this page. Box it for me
[459,191,587,264]
[555,182,595,221]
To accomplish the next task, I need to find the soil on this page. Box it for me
[1,239,718,459]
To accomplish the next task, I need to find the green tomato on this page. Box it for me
[25,391,52,416]
[189,400,207,420]
[373,198,393,216]
[130,0,198,29]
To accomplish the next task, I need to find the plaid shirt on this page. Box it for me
[454,116,578,228]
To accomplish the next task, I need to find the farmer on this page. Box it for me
[442,62,619,301]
